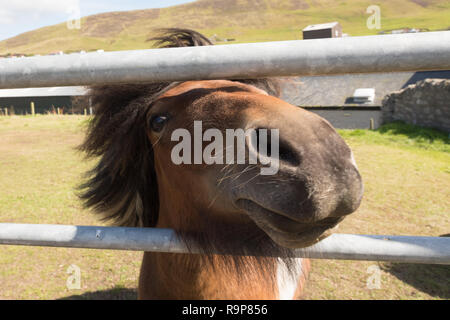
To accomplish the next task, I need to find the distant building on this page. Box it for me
[280,70,450,107]
[302,22,342,40]
[280,70,450,129]
[48,51,64,56]
[0,53,27,58]
[378,28,428,35]
[0,87,87,114]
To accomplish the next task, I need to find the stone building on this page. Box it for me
[382,79,450,133]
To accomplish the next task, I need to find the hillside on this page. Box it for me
[1,0,449,55]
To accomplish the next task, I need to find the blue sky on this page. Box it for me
[0,0,194,41]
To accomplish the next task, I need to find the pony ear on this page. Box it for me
[78,86,159,227]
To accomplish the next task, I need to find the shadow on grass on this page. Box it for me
[382,234,450,299]
[382,263,450,299]
[59,288,137,300]
[378,121,450,145]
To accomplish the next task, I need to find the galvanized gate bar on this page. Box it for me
[0,223,449,264]
[0,31,449,89]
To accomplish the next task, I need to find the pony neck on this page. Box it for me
[138,230,307,299]
[138,198,307,299]
[139,251,287,299]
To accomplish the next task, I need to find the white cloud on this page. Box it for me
[0,0,80,24]
[0,0,79,13]
[0,9,14,24]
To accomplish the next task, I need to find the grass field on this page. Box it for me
[1,0,449,55]
[0,115,448,300]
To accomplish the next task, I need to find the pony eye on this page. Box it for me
[149,115,168,132]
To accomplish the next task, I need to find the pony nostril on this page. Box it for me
[252,128,301,167]
[278,140,301,166]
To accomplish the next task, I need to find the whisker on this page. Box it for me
[151,135,163,148]
[207,193,221,209]
[233,172,261,189]
[231,165,258,181]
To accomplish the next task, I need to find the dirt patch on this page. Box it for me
[409,0,434,7]
[82,9,160,38]
[286,0,310,10]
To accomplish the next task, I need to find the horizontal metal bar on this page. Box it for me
[0,32,449,89]
[0,223,448,264]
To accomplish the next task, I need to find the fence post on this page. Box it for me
[84,108,87,116]
[31,102,35,116]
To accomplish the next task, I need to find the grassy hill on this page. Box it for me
[1,0,449,55]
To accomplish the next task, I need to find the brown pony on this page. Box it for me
[79,29,363,299]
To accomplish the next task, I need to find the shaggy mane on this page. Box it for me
[79,29,281,228]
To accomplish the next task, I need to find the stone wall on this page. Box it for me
[382,79,450,132]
